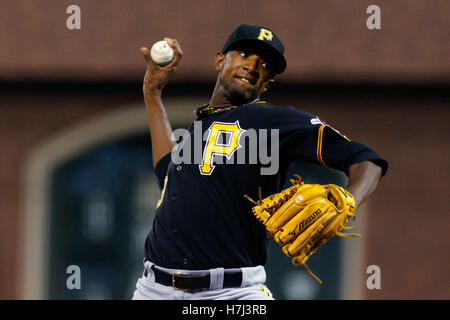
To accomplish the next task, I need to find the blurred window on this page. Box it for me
[49,134,159,299]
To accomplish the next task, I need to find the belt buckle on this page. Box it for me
[172,273,190,292]
[172,272,206,292]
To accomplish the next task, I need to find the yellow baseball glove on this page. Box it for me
[245,175,360,283]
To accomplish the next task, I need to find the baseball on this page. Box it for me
[150,40,174,66]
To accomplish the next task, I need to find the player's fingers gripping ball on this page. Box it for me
[150,40,174,66]
[244,175,359,283]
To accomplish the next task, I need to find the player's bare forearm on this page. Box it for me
[140,38,183,167]
[143,91,176,167]
[346,161,382,208]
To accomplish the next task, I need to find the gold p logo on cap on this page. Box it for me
[257,28,273,41]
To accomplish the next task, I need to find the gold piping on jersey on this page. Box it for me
[156,176,168,208]
[317,125,327,167]
[316,124,351,167]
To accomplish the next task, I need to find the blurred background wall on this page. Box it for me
[0,0,448,299]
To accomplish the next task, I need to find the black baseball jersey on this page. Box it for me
[144,100,388,270]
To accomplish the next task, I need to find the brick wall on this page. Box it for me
[0,0,448,83]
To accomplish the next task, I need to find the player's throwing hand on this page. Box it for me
[140,38,183,94]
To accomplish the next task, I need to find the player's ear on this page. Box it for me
[215,52,225,72]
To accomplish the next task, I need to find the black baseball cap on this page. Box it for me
[221,24,287,74]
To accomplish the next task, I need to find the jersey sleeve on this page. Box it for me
[274,106,325,168]
[276,107,388,176]
[318,125,388,176]
[154,152,171,189]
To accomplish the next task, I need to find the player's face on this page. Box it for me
[216,47,275,104]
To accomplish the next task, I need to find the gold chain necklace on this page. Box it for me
[194,99,263,119]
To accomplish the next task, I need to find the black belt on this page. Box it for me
[146,265,243,291]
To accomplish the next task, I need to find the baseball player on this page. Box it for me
[132,24,388,300]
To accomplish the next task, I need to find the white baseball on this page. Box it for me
[150,40,174,65]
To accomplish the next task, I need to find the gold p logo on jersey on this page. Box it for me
[258,28,273,41]
[200,121,245,175]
